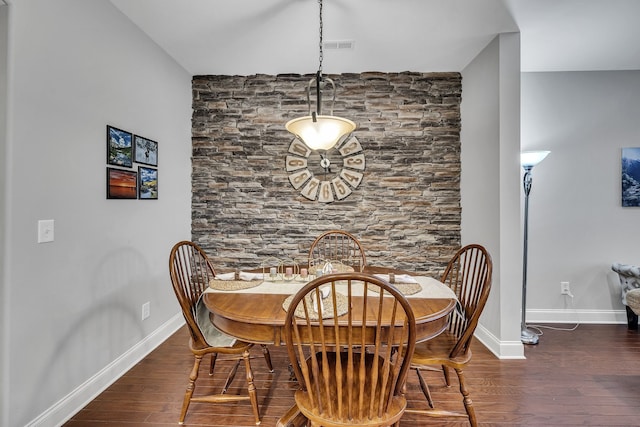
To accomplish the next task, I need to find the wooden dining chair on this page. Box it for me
[280,272,417,427]
[406,243,492,427]
[168,240,273,425]
[308,230,367,272]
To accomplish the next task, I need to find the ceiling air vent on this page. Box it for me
[323,40,355,50]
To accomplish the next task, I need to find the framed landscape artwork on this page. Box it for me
[107,125,133,167]
[138,166,158,199]
[107,168,137,199]
[134,135,158,166]
[621,147,640,206]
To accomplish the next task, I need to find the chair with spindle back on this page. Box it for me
[406,244,492,427]
[169,240,273,425]
[280,272,416,427]
[308,230,367,273]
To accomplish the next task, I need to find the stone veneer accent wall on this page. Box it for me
[191,72,461,276]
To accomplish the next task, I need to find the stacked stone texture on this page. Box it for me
[191,72,461,276]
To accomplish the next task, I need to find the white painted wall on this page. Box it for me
[461,34,524,358]
[461,37,502,335]
[521,70,640,324]
[1,4,9,424]
[3,1,191,426]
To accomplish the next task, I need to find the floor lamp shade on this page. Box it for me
[521,151,550,168]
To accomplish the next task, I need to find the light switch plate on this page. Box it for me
[38,219,54,243]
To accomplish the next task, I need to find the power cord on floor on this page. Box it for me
[528,291,580,337]
[526,322,580,338]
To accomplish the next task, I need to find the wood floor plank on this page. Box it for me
[65,324,640,426]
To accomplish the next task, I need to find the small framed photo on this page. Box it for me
[106,167,137,199]
[107,125,133,167]
[134,135,158,166]
[138,166,158,199]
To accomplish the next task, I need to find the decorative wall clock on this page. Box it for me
[285,137,365,203]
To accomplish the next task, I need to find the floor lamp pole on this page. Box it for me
[521,165,539,345]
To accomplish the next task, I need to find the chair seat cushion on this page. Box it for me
[627,289,640,316]
[195,294,237,348]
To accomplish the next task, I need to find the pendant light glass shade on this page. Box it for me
[285,114,356,151]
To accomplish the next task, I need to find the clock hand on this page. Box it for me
[320,153,332,174]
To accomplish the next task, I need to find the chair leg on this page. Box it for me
[221,358,242,394]
[626,306,638,330]
[455,367,477,427]
[287,363,297,381]
[415,368,434,408]
[261,344,274,372]
[442,365,451,386]
[209,352,218,375]
[242,349,261,425]
[179,354,203,424]
[276,404,307,427]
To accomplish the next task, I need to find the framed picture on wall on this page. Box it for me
[106,125,133,167]
[106,167,137,199]
[138,166,158,199]
[134,135,158,166]
[622,147,640,207]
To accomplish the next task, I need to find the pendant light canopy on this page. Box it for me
[285,0,355,151]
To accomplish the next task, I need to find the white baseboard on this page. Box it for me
[474,309,627,360]
[26,313,184,427]
[474,324,525,360]
[526,308,627,324]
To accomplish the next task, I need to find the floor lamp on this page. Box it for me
[520,150,550,345]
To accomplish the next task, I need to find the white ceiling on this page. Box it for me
[110,0,640,75]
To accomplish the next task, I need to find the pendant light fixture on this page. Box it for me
[285,0,356,152]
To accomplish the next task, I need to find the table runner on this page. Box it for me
[205,275,456,300]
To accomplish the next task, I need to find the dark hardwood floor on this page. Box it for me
[65,324,640,426]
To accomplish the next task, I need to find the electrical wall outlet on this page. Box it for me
[560,281,571,295]
[142,302,150,320]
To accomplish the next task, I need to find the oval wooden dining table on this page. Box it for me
[202,274,456,346]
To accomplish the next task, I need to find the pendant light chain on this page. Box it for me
[318,0,323,75]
